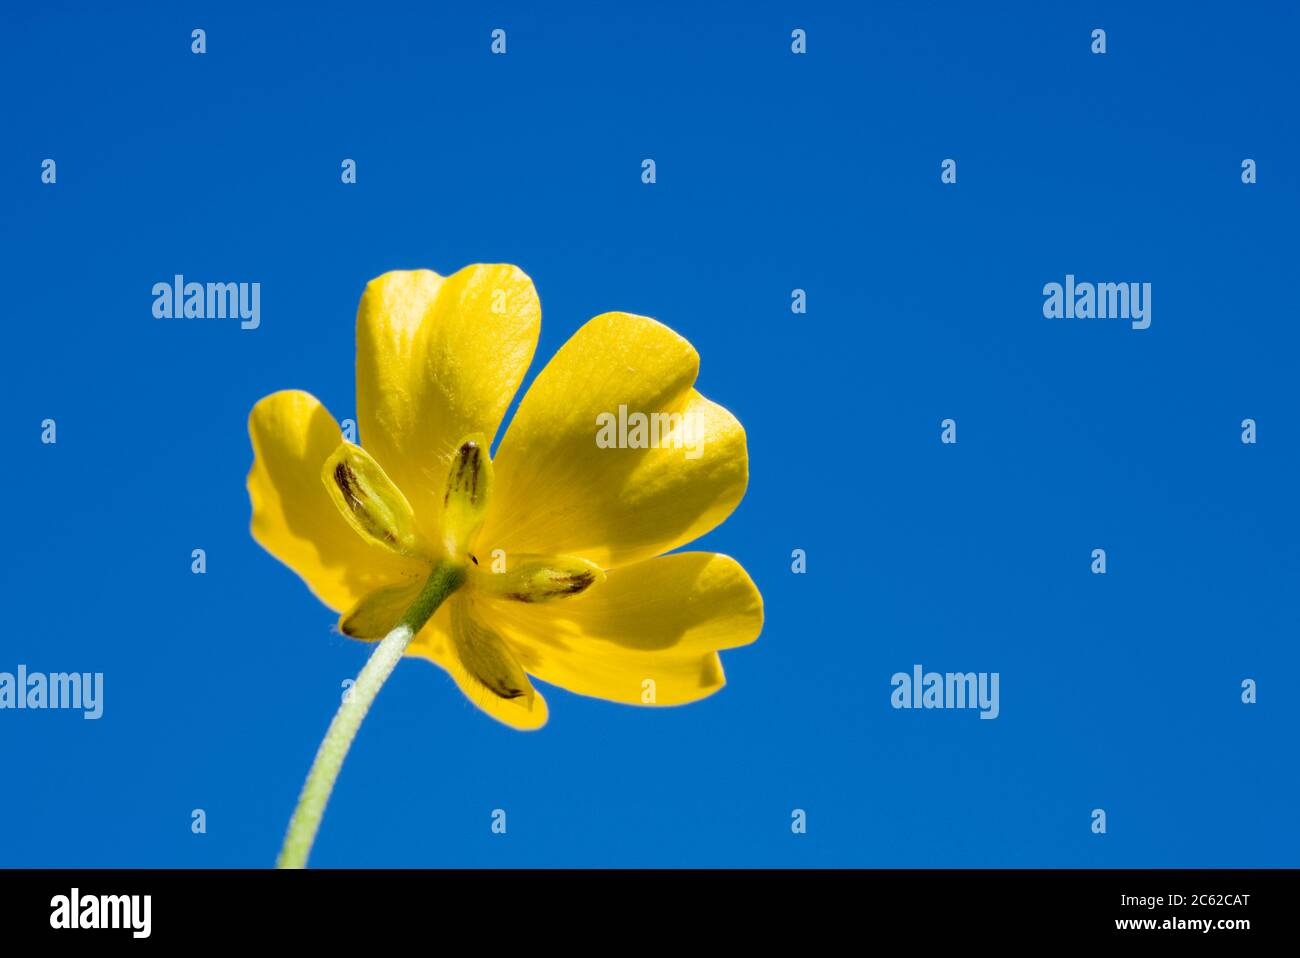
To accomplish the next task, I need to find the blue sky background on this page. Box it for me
[2,1,1297,866]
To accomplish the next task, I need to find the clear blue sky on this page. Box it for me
[2,1,1296,866]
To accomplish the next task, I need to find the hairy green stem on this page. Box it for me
[276,562,466,868]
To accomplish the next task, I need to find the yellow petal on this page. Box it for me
[321,442,428,558]
[355,266,540,545]
[480,313,748,569]
[407,598,549,730]
[476,552,762,706]
[469,553,604,603]
[247,390,428,612]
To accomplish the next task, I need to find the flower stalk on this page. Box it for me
[276,561,467,868]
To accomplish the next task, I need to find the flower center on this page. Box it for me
[319,433,604,605]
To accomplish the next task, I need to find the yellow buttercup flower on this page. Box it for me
[249,268,762,853]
